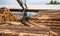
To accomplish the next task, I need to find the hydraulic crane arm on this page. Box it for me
[16,0,28,9]
[16,0,30,26]
[16,0,28,22]
[16,0,24,9]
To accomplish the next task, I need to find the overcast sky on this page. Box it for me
[0,0,60,9]
[0,0,60,5]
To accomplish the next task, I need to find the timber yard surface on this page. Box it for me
[0,7,60,36]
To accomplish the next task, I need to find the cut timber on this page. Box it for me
[30,10,60,20]
[0,7,18,23]
[10,9,60,12]
[49,31,58,36]
[0,25,50,36]
[30,16,60,20]
[6,21,24,26]
[23,21,37,27]
[28,20,50,28]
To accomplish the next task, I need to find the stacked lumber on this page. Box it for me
[30,11,60,20]
[0,7,18,23]
[0,25,50,36]
[29,11,60,36]
[0,7,58,36]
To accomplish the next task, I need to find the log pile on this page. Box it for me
[29,11,60,36]
[0,25,50,36]
[0,7,18,23]
[0,7,58,36]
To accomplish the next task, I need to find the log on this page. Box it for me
[0,25,50,36]
[30,16,60,20]
[0,7,19,23]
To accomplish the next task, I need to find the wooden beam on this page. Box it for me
[9,9,60,12]
[0,25,50,34]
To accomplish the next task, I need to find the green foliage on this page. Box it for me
[48,0,60,4]
[49,0,54,4]
[57,2,60,4]
[53,0,57,4]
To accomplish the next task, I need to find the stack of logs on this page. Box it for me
[0,7,59,36]
[0,7,18,23]
[30,11,60,36]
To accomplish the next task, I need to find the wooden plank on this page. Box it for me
[0,25,50,34]
[10,9,60,12]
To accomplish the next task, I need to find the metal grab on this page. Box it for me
[16,0,28,20]
[17,0,29,26]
